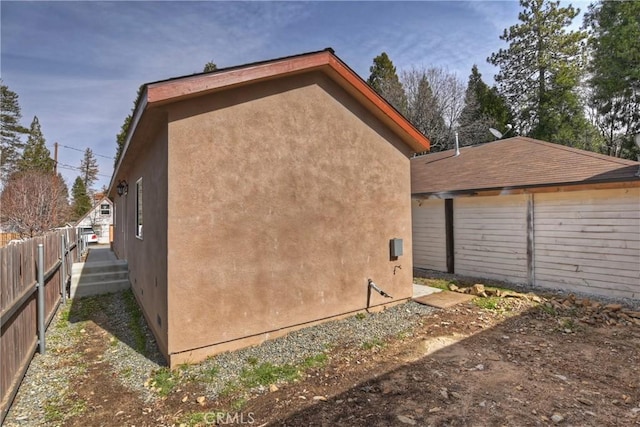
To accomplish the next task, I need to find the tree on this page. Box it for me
[401,66,466,152]
[584,0,640,159]
[367,52,408,114]
[203,61,218,72]
[488,0,588,145]
[80,147,99,191]
[458,65,512,145]
[18,116,55,173]
[0,171,69,237]
[115,114,131,168]
[115,85,144,168]
[0,83,29,182]
[401,68,448,151]
[71,176,92,220]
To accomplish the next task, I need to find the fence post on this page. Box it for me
[37,243,46,355]
[61,234,67,304]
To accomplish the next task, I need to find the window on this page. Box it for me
[136,178,143,239]
[100,203,110,215]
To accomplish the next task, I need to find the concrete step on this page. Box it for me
[70,259,130,299]
[71,279,131,299]
[75,270,129,285]
[72,260,128,275]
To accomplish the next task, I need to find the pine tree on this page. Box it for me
[71,176,92,220]
[488,0,588,145]
[458,65,512,145]
[203,61,218,72]
[115,114,131,168]
[115,85,144,168]
[367,52,408,114]
[18,116,54,173]
[584,0,640,158]
[0,83,29,181]
[80,147,99,191]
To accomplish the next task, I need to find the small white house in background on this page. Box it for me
[75,196,114,244]
[411,136,640,300]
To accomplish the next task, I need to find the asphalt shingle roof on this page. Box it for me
[411,136,640,195]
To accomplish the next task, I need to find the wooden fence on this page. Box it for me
[0,228,79,424]
[0,233,20,248]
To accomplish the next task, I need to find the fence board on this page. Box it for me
[0,228,77,424]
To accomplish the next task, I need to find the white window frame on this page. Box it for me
[135,178,143,239]
[100,203,110,215]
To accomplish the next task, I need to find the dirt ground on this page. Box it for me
[35,277,640,426]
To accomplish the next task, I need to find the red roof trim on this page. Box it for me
[145,50,430,152]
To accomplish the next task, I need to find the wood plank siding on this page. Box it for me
[453,195,528,283]
[411,188,640,300]
[412,199,446,271]
[533,188,640,299]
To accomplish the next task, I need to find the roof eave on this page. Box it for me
[108,88,148,198]
[413,177,640,198]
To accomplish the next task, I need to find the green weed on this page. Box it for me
[473,297,501,311]
[302,353,328,369]
[231,397,247,411]
[121,366,133,378]
[150,367,179,396]
[362,338,385,350]
[56,306,71,329]
[239,362,299,388]
[355,312,366,320]
[122,289,147,354]
[199,365,219,382]
[44,398,86,423]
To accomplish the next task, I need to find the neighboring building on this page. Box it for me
[75,196,114,244]
[412,136,640,300]
[108,49,430,366]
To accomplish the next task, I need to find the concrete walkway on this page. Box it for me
[71,245,128,298]
[86,244,117,263]
[413,283,442,298]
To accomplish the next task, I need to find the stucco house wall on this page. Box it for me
[112,126,170,359]
[109,49,430,366]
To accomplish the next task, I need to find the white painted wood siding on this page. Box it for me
[454,195,528,283]
[534,188,640,299]
[412,199,447,271]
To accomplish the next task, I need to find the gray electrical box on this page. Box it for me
[390,238,403,258]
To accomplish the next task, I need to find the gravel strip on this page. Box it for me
[194,300,437,397]
[4,291,436,425]
[4,305,85,426]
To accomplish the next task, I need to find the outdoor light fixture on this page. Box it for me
[117,180,128,196]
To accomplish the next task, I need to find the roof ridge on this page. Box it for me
[520,136,639,166]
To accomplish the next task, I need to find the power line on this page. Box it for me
[58,144,115,160]
[58,163,111,178]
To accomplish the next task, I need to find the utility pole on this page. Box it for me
[54,142,58,174]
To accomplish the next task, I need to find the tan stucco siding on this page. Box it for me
[166,73,413,357]
[113,125,169,357]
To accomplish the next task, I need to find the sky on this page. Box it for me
[1,0,588,192]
